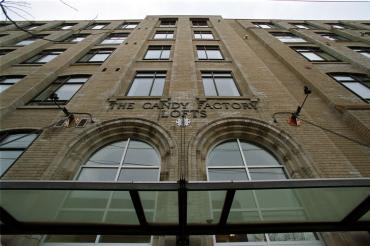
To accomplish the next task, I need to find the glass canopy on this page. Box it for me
[0,179,369,235]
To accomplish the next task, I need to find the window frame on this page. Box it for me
[292,47,339,62]
[153,31,174,40]
[100,33,128,45]
[127,71,167,97]
[191,19,209,28]
[22,49,65,64]
[252,22,275,29]
[349,47,370,59]
[143,45,171,60]
[26,23,44,30]
[291,23,312,29]
[15,35,47,46]
[196,45,224,60]
[77,48,115,64]
[29,75,90,105]
[317,32,349,41]
[201,71,240,96]
[270,32,307,43]
[326,23,352,29]
[159,19,177,28]
[87,23,108,30]
[120,22,139,29]
[328,73,370,103]
[0,75,25,93]
[57,23,76,30]
[63,34,89,43]
[0,130,39,178]
[194,30,214,40]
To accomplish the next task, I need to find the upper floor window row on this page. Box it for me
[22,49,65,64]
[159,19,177,27]
[29,75,90,105]
[0,75,25,93]
[121,22,139,29]
[329,73,370,103]
[292,47,339,62]
[192,19,208,27]
[271,32,307,43]
[202,71,240,96]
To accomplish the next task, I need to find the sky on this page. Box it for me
[1,0,370,21]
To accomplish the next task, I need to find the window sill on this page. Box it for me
[137,59,173,62]
[192,39,220,41]
[312,61,348,64]
[195,60,232,63]
[196,96,258,101]
[72,62,103,66]
[13,64,44,67]
[108,96,171,101]
[148,39,175,41]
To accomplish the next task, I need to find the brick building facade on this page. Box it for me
[0,16,370,246]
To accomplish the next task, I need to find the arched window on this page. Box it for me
[44,139,160,244]
[207,139,321,245]
[0,131,38,177]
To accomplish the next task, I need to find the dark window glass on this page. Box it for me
[202,72,240,96]
[144,46,171,60]
[77,49,114,63]
[29,75,90,105]
[329,73,370,103]
[22,49,65,64]
[63,34,88,43]
[0,49,15,56]
[0,75,25,93]
[194,31,214,39]
[153,31,174,39]
[0,132,38,177]
[127,72,166,96]
[159,19,177,27]
[192,20,208,27]
[197,46,223,60]
[292,47,339,62]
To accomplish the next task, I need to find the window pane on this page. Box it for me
[197,50,207,59]
[16,40,35,46]
[85,141,126,166]
[240,142,280,166]
[268,232,317,241]
[160,49,170,59]
[33,84,59,101]
[206,50,223,59]
[2,78,22,84]
[342,82,370,99]
[123,141,160,166]
[128,78,152,96]
[37,54,58,63]
[154,33,166,39]
[67,77,89,83]
[77,168,117,181]
[99,235,151,243]
[202,78,217,96]
[208,168,248,181]
[0,134,37,148]
[118,168,159,181]
[0,151,22,176]
[208,141,244,166]
[45,235,96,243]
[333,76,354,81]
[54,84,82,101]
[151,78,165,96]
[89,53,109,62]
[249,168,287,180]
[301,52,324,61]
[0,84,10,93]
[203,33,214,39]
[215,78,240,96]
[145,50,161,59]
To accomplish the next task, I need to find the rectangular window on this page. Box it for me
[317,32,349,41]
[197,46,223,60]
[15,35,47,46]
[253,22,275,29]
[194,31,214,39]
[153,31,174,39]
[271,32,307,43]
[77,49,114,63]
[88,23,107,30]
[350,47,370,59]
[159,19,177,27]
[144,46,171,60]
[292,47,338,62]
[202,72,240,96]
[101,33,128,44]
[26,23,43,30]
[121,22,138,29]
[330,74,370,102]
[327,23,351,29]
[63,34,88,43]
[22,49,64,64]
[0,49,14,56]
[127,72,166,96]
[291,23,312,29]
[30,76,90,105]
[0,76,25,93]
[58,23,76,30]
[192,19,208,27]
